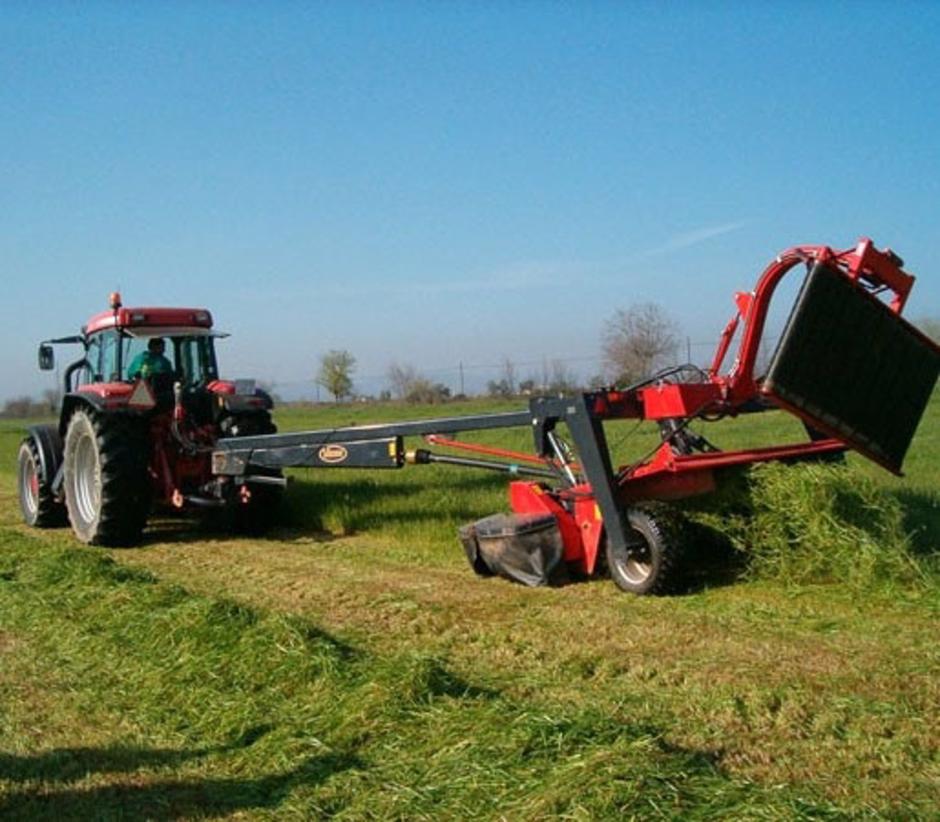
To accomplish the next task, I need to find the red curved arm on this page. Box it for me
[713,238,915,408]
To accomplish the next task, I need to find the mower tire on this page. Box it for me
[17,430,67,528]
[62,408,151,546]
[605,503,683,595]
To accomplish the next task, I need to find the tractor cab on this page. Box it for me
[23,292,280,547]
[38,293,274,433]
[39,293,264,427]
[76,294,217,387]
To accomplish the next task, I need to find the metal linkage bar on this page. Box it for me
[527,393,640,566]
[405,448,558,480]
[212,409,533,475]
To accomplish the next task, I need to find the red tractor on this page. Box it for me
[17,293,283,545]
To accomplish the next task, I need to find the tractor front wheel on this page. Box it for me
[17,437,66,527]
[605,504,683,595]
[62,408,151,546]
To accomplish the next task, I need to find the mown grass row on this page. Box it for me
[0,530,865,820]
[684,462,936,593]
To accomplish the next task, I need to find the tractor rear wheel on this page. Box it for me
[606,504,683,595]
[62,408,151,546]
[17,437,66,527]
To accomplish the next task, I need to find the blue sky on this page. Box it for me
[3,2,939,400]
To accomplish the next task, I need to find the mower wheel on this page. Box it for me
[17,436,67,527]
[62,408,151,546]
[605,503,683,596]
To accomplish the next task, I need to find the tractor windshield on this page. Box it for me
[121,332,219,386]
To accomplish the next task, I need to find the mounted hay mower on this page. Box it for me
[18,239,940,595]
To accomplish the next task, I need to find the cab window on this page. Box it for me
[80,330,121,383]
[77,336,101,386]
[175,336,218,386]
[99,331,122,382]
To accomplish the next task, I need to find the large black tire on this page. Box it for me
[605,503,683,595]
[62,408,151,546]
[17,437,67,527]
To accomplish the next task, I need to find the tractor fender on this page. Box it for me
[59,393,105,434]
[58,392,149,435]
[59,391,113,437]
[25,424,64,491]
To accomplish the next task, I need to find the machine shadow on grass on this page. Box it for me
[138,473,508,546]
[0,726,273,784]
[674,523,747,594]
[0,750,363,820]
[137,473,749,597]
[892,488,940,559]
[280,473,508,533]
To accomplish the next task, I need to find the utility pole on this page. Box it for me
[459,361,465,396]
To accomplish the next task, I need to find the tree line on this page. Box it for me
[1,390,61,419]
[316,302,683,403]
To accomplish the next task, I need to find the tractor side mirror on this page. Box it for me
[38,344,55,371]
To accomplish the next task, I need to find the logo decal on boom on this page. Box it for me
[318,444,349,464]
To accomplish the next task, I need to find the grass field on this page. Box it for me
[1,395,938,819]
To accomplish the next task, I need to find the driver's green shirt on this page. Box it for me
[128,351,173,379]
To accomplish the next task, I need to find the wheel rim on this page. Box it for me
[72,431,101,525]
[19,450,39,516]
[618,531,652,585]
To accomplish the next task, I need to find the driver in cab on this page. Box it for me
[128,337,173,380]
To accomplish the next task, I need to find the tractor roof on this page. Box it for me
[85,300,213,336]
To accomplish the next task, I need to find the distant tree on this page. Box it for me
[602,302,680,385]
[487,379,513,398]
[405,378,450,404]
[546,359,579,395]
[499,357,517,395]
[518,378,536,395]
[485,357,518,398]
[316,350,356,402]
[387,362,419,400]
[2,396,42,418]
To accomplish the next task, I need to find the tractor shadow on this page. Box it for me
[0,725,273,784]
[0,749,362,820]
